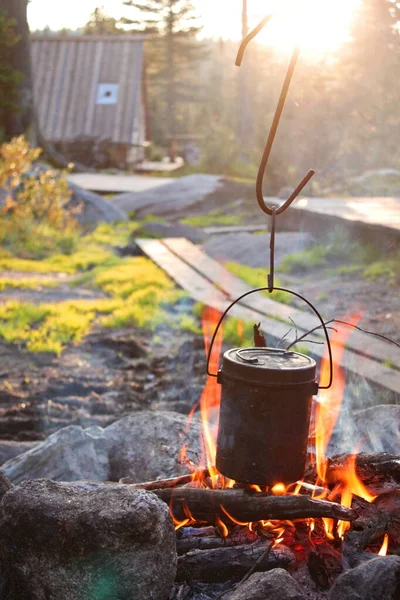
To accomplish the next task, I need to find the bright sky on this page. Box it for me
[28,0,362,55]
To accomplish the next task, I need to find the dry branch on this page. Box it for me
[119,469,209,490]
[153,488,357,523]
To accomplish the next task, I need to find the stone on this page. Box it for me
[204,231,314,269]
[113,174,224,216]
[226,569,307,600]
[104,411,202,482]
[0,479,176,600]
[353,405,400,454]
[134,221,207,244]
[0,440,39,465]
[328,556,400,600]
[2,425,109,484]
[68,181,128,225]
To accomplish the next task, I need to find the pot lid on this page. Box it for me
[221,347,317,386]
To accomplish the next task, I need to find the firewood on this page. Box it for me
[177,526,259,555]
[154,488,357,523]
[176,542,295,583]
[344,495,388,551]
[308,544,343,589]
[119,469,209,490]
[305,453,400,488]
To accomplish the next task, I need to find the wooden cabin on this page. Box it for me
[30,35,147,168]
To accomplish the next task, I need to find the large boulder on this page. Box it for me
[113,174,224,216]
[0,479,176,600]
[328,556,400,600]
[1,425,109,484]
[104,411,202,482]
[0,411,203,485]
[68,181,128,225]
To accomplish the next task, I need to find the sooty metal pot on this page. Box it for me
[216,347,318,486]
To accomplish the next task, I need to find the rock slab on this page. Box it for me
[226,569,307,600]
[104,411,202,482]
[0,479,176,600]
[328,555,400,600]
[2,425,109,484]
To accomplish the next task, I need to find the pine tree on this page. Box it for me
[122,0,204,146]
[338,0,400,170]
[84,7,123,36]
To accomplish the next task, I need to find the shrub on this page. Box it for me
[0,136,81,258]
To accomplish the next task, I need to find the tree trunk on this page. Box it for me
[0,0,34,140]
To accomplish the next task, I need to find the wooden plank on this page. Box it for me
[137,238,400,395]
[135,239,311,344]
[163,238,400,368]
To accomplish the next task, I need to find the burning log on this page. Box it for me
[155,488,357,523]
[305,453,400,489]
[343,496,388,554]
[176,542,295,583]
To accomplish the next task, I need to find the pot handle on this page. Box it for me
[206,286,333,390]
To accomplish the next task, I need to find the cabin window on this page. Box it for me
[96,83,119,105]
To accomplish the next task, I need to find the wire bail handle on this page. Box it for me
[206,286,333,390]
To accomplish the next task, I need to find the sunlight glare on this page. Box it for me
[254,0,361,55]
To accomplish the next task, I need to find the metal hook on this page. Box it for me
[236,18,314,216]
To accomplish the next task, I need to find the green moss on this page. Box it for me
[0,301,95,354]
[0,277,57,291]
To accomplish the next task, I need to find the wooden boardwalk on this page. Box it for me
[136,237,400,396]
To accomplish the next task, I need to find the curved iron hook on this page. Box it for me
[236,18,314,216]
[206,287,333,390]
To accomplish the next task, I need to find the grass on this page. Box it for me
[363,259,400,286]
[180,210,243,228]
[225,262,292,305]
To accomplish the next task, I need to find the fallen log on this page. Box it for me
[154,488,357,523]
[176,542,295,583]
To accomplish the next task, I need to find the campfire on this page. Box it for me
[131,306,399,597]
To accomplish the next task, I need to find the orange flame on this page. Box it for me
[336,453,376,538]
[378,534,389,556]
[199,306,223,486]
[314,313,362,482]
[271,483,287,496]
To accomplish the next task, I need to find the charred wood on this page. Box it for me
[177,526,259,555]
[154,488,357,523]
[344,496,388,552]
[310,453,400,488]
[176,542,295,583]
[308,544,343,589]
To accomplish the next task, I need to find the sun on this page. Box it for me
[253,0,362,56]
